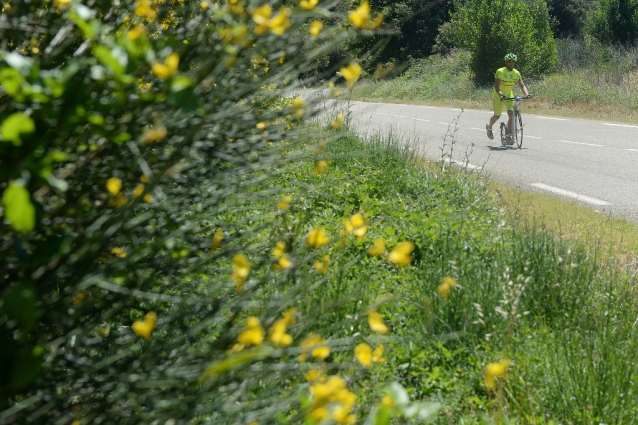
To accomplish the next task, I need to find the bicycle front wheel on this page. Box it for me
[515,111,523,149]
[500,122,508,147]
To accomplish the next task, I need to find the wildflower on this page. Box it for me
[330,113,344,129]
[367,310,389,334]
[437,276,457,300]
[211,230,224,251]
[300,333,330,362]
[348,0,370,28]
[308,376,357,424]
[72,292,85,305]
[354,343,372,367]
[388,241,414,266]
[126,25,147,40]
[307,228,330,248]
[143,126,167,143]
[484,359,511,389]
[368,239,386,256]
[252,5,291,36]
[314,255,329,274]
[134,0,156,18]
[277,195,291,210]
[314,160,329,175]
[200,1,209,8]
[305,369,323,382]
[106,177,122,195]
[300,0,318,10]
[132,312,157,340]
[256,121,267,129]
[54,0,72,8]
[381,394,396,408]
[269,318,293,346]
[339,63,362,88]
[133,185,145,198]
[317,141,326,154]
[309,20,323,37]
[110,247,127,258]
[283,307,296,325]
[108,193,128,207]
[143,193,153,203]
[231,253,250,292]
[238,316,264,346]
[140,174,149,183]
[152,53,180,80]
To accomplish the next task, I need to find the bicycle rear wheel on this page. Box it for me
[515,111,523,148]
[500,122,508,147]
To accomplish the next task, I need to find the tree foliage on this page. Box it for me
[586,0,638,46]
[546,0,596,39]
[448,0,557,86]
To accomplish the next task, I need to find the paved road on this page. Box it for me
[310,94,638,223]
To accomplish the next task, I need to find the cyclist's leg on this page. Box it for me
[487,96,502,139]
[506,110,514,135]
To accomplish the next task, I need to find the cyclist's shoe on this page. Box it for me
[486,125,493,140]
[505,134,513,145]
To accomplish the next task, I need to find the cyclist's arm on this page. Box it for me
[494,78,503,98]
[518,79,530,97]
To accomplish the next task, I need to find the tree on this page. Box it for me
[448,0,558,86]
[545,0,596,39]
[586,0,638,45]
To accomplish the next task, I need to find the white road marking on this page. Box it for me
[437,122,460,127]
[392,115,407,118]
[538,116,567,121]
[526,136,541,139]
[602,123,638,129]
[469,127,485,131]
[414,118,430,122]
[451,108,462,111]
[530,183,610,206]
[626,149,638,152]
[444,158,483,170]
[557,140,604,147]
[374,113,388,116]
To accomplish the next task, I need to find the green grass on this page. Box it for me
[241,129,638,423]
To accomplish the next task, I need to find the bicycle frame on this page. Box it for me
[500,97,526,149]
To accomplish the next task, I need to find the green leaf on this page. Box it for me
[0,67,25,98]
[1,113,35,146]
[92,45,125,76]
[2,182,36,231]
[2,283,37,333]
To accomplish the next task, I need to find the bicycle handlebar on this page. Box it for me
[501,95,532,101]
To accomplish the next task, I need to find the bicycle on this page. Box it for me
[500,96,530,149]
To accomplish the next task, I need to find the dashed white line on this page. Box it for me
[538,116,567,121]
[451,108,462,111]
[437,122,460,127]
[526,136,541,139]
[530,183,610,206]
[444,158,483,171]
[602,123,638,129]
[626,149,638,152]
[557,140,604,147]
[414,118,430,122]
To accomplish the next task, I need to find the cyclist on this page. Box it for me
[486,53,532,144]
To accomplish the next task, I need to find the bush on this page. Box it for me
[586,0,638,46]
[448,0,558,86]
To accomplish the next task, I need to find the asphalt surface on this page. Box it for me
[308,92,638,223]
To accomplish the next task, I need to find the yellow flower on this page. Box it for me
[134,0,156,18]
[211,230,224,251]
[350,213,365,227]
[309,20,323,37]
[283,307,297,325]
[309,407,329,422]
[110,247,127,258]
[140,174,149,183]
[368,239,386,256]
[152,53,180,80]
[143,193,153,203]
[54,0,72,8]
[277,195,291,210]
[231,253,250,292]
[106,177,122,195]
[387,241,415,266]
[381,394,396,408]
[300,0,318,10]
[317,141,326,154]
[330,113,344,129]
[367,310,389,334]
[200,1,209,8]
[238,316,264,346]
[305,369,323,382]
[72,292,86,305]
[252,5,291,35]
[348,0,370,28]
[132,185,145,198]
[339,63,362,88]
[268,318,293,346]
[126,25,147,40]
[256,121,267,129]
[277,254,292,269]
[108,193,128,207]
[354,343,372,367]
[132,312,157,340]
[314,159,329,175]
[142,126,167,143]
[314,255,329,274]
[273,241,286,258]
[484,359,511,389]
[300,333,330,362]
[437,277,456,299]
[307,228,330,248]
